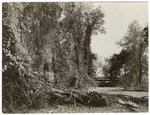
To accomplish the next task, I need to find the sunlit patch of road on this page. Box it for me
[88,87,148,98]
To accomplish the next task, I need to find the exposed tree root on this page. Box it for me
[47,88,107,107]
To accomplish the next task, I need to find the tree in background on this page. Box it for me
[143,26,148,45]
[102,21,148,89]
[102,49,130,87]
[117,20,148,89]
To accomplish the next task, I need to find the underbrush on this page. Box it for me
[3,84,148,113]
[15,94,148,113]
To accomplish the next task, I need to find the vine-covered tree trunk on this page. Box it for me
[2,3,105,111]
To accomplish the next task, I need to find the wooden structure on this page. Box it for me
[95,76,119,87]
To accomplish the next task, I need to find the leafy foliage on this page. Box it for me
[2,3,105,112]
[102,21,148,89]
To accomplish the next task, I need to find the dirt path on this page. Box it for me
[88,87,148,98]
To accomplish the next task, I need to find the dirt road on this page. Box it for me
[88,87,148,98]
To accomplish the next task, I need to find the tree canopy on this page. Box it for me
[102,21,148,89]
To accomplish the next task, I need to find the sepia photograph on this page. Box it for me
[2,1,149,113]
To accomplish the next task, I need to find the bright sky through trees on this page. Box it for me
[91,2,148,58]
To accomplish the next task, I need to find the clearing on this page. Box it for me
[88,87,148,98]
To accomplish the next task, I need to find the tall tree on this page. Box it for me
[2,3,106,111]
[117,21,148,88]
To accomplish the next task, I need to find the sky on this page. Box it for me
[91,2,148,59]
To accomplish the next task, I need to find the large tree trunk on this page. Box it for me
[138,44,143,88]
[83,25,93,74]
